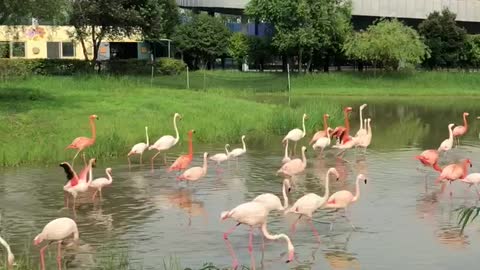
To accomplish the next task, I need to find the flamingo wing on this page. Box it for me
[169,155,192,171]
[59,162,78,184]
[310,130,326,145]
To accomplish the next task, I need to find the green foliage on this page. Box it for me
[457,206,480,234]
[172,13,231,68]
[228,33,249,66]
[247,36,274,71]
[0,0,70,24]
[462,35,480,68]
[156,58,186,75]
[139,0,179,41]
[0,59,93,79]
[419,8,467,69]
[344,19,429,70]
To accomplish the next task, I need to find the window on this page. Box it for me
[11,42,25,57]
[47,42,60,59]
[62,42,75,57]
[0,42,9,58]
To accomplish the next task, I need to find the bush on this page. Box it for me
[0,59,92,80]
[103,59,150,75]
[156,58,186,75]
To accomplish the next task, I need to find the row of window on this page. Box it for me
[0,41,75,58]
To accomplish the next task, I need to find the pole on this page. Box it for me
[186,66,190,89]
[287,63,291,107]
[168,40,171,58]
[150,53,154,87]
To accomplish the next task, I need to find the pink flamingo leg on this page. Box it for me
[224,238,239,270]
[151,151,162,169]
[249,226,256,270]
[223,223,240,240]
[39,244,50,270]
[92,190,98,201]
[290,215,302,235]
[307,218,321,243]
[57,241,62,270]
[72,150,81,167]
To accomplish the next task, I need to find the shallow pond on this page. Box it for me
[2,98,480,269]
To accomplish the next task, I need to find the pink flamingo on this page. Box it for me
[436,159,472,195]
[452,112,469,146]
[310,114,330,145]
[0,236,14,269]
[460,173,480,198]
[210,144,230,172]
[282,140,291,164]
[415,149,442,173]
[325,174,368,231]
[61,158,96,209]
[149,113,181,167]
[277,146,307,177]
[221,202,295,269]
[168,129,195,172]
[312,127,333,155]
[283,114,308,154]
[89,167,113,200]
[177,152,208,181]
[331,107,353,145]
[284,168,340,241]
[34,217,79,270]
[128,126,149,167]
[65,114,98,166]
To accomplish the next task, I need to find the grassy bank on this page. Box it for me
[0,75,342,166]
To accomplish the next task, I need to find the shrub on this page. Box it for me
[103,59,151,75]
[0,59,92,80]
[156,58,186,75]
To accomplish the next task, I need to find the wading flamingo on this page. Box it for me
[357,118,372,152]
[253,179,291,212]
[460,173,480,198]
[34,217,79,270]
[313,127,333,155]
[149,113,181,167]
[415,149,442,173]
[310,114,330,145]
[210,144,230,171]
[277,146,307,177]
[325,174,368,231]
[128,126,149,167]
[282,140,291,164]
[452,112,469,146]
[90,167,113,200]
[168,129,195,172]
[61,158,96,209]
[177,152,208,182]
[284,168,340,241]
[355,104,368,137]
[65,114,98,166]
[283,113,308,154]
[0,236,14,269]
[221,202,295,269]
[436,159,472,195]
[438,124,454,153]
[228,135,247,160]
[332,107,353,145]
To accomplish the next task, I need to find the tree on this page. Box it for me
[462,35,480,69]
[172,13,230,69]
[0,0,69,24]
[248,36,274,71]
[419,8,467,69]
[139,0,178,41]
[228,33,249,70]
[246,0,352,72]
[344,19,429,71]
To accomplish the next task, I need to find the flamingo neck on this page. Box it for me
[188,133,193,157]
[462,161,470,178]
[284,141,289,159]
[282,179,289,209]
[302,116,306,137]
[260,223,294,261]
[241,137,246,151]
[432,162,442,172]
[367,120,371,135]
[448,125,453,140]
[323,115,328,132]
[359,107,364,130]
[73,227,79,241]
[173,116,179,144]
[323,168,333,199]
[203,154,208,172]
[344,110,350,135]
[106,169,112,182]
[87,162,93,184]
[225,144,230,155]
[352,177,361,202]
[145,127,149,146]
[0,236,12,257]
[90,118,96,141]
[301,149,307,165]
[463,114,468,131]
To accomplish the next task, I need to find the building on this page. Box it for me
[0,25,152,60]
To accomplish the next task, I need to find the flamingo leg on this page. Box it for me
[223,223,240,240]
[92,190,98,201]
[140,153,143,165]
[39,244,50,270]
[128,156,132,169]
[307,218,321,242]
[99,189,103,199]
[57,241,62,270]
[330,210,337,231]
[294,141,297,156]
[163,153,167,165]
[249,226,256,270]
[151,151,162,169]
[82,152,87,166]
[72,150,81,167]
[290,215,302,234]
[223,238,239,270]
[343,209,356,231]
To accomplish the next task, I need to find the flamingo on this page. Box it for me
[252,179,291,212]
[128,126,149,166]
[65,114,99,166]
[0,236,14,270]
[438,123,454,153]
[313,127,333,154]
[282,140,291,164]
[210,144,230,171]
[34,217,79,270]
[177,152,209,182]
[436,159,472,195]
[221,202,295,269]
[228,135,247,160]
[460,173,480,198]
[355,104,368,137]
[309,114,330,145]
[89,167,113,200]
[149,113,181,167]
[168,129,195,172]
[283,113,308,154]
[332,137,358,157]
[61,158,96,209]
[415,149,442,173]
[452,112,469,146]
[332,107,353,145]
[325,174,368,231]
[284,168,340,241]
[356,118,372,151]
[277,146,307,177]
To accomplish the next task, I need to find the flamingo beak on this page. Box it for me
[286,250,294,263]
[470,163,473,168]
[364,179,368,184]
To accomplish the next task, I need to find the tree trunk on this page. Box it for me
[323,54,330,72]
[305,49,313,73]
[298,48,303,73]
[282,55,287,72]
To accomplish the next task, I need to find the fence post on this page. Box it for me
[186,66,190,89]
[287,63,291,107]
[150,53,154,87]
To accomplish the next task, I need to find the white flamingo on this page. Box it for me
[228,135,246,160]
[253,179,291,212]
[282,113,308,154]
[177,152,209,182]
[128,126,149,166]
[460,173,480,198]
[357,118,372,151]
[210,144,230,165]
[313,127,333,155]
[282,140,291,164]
[0,236,14,269]
[34,217,79,270]
[355,104,368,137]
[277,146,307,177]
[89,167,113,200]
[149,113,181,166]
[284,168,340,241]
[438,123,455,153]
